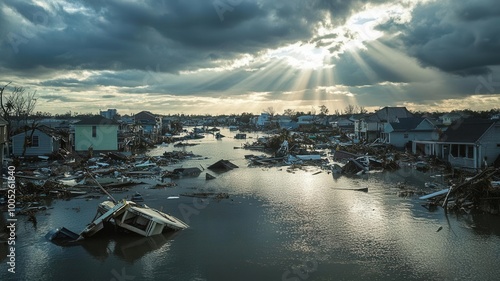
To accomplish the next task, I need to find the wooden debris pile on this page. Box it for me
[427,167,500,214]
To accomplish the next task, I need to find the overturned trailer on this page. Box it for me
[82,200,188,238]
[48,200,189,245]
[47,171,188,245]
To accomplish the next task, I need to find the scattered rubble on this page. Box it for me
[419,167,500,214]
[0,148,210,222]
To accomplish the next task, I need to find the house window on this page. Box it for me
[32,135,39,147]
[403,133,408,139]
[92,126,97,138]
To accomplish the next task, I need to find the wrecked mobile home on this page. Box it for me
[47,174,189,245]
[48,195,189,245]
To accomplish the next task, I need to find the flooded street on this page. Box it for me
[2,129,500,281]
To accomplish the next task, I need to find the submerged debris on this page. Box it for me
[180,192,230,200]
[420,167,500,214]
[208,160,239,171]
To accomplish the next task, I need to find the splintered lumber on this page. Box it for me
[441,167,499,209]
[419,189,450,200]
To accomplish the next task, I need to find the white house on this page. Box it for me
[256,113,271,127]
[413,119,500,170]
[383,117,439,149]
[355,107,413,142]
[12,125,69,156]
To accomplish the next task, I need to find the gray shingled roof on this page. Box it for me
[368,107,413,122]
[74,116,119,126]
[390,117,424,131]
[440,118,495,143]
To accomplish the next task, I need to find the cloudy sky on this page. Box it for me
[1,0,499,115]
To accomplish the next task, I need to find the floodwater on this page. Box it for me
[2,128,500,281]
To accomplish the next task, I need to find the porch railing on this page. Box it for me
[448,154,475,168]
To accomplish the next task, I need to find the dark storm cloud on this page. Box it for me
[40,94,79,102]
[0,0,392,75]
[377,0,500,76]
[40,78,84,88]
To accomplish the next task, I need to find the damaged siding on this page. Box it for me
[480,123,500,166]
[12,130,53,156]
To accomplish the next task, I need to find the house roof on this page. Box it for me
[0,116,7,125]
[74,116,119,126]
[135,111,156,119]
[390,117,425,131]
[37,125,62,136]
[368,107,413,122]
[13,125,67,141]
[440,118,496,143]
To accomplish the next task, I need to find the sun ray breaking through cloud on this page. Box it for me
[1,0,499,115]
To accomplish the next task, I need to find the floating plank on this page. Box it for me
[332,187,368,192]
[419,188,449,200]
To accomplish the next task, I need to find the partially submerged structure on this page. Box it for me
[49,199,188,244]
[208,159,239,171]
[47,172,188,245]
[82,200,188,238]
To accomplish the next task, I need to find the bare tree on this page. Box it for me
[0,83,38,156]
[283,109,296,117]
[319,105,329,116]
[0,82,13,123]
[343,104,356,115]
[263,106,276,116]
[357,105,368,114]
[334,109,341,116]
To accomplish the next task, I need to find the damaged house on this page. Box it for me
[383,117,440,149]
[414,118,500,170]
[12,125,70,156]
[355,107,414,142]
[74,116,119,152]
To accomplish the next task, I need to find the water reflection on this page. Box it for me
[459,213,500,236]
[2,128,500,280]
[54,231,176,263]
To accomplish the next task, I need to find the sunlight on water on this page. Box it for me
[2,128,500,280]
